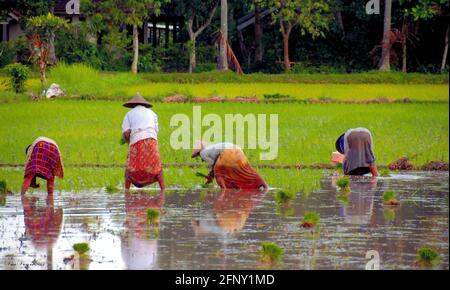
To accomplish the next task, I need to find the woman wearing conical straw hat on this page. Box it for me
[122,93,165,193]
[192,141,268,190]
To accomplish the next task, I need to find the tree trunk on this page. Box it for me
[334,10,345,37]
[48,32,57,65]
[237,29,250,67]
[379,0,392,71]
[254,1,263,64]
[218,0,229,71]
[283,31,290,71]
[187,2,218,73]
[441,25,449,73]
[132,23,139,74]
[402,22,407,73]
[189,37,196,73]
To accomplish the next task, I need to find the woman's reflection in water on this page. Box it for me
[192,189,265,236]
[333,176,379,225]
[121,190,165,270]
[21,193,63,270]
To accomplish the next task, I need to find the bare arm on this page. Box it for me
[331,151,345,164]
[122,129,131,144]
[369,164,379,177]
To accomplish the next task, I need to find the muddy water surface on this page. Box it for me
[0,172,448,270]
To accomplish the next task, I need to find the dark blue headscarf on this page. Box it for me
[335,133,345,154]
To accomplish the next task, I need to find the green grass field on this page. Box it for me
[0,64,448,102]
[0,101,447,167]
[0,65,448,193]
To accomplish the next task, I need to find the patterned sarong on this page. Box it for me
[126,138,162,188]
[24,141,64,180]
[22,195,63,248]
[214,148,266,190]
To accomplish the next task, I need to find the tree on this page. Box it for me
[379,0,392,71]
[269,0,330,71]
[254,0,265,64]
[124,0,165,74]
[178,0,219,73]
[442,24,449,72]
[399,0,446,72]
[27,13,69,95]
[2,0,59,64]
[84,0,165,74]
[218,0,229,71]
[1,0,56,18]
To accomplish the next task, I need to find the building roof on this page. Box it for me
[54,0,80,15]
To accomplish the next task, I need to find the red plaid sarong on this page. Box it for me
[126,138,162,188]
[22,195,63,248]
[24,141,64,180]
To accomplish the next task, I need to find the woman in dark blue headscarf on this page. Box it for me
[332,128,379,177]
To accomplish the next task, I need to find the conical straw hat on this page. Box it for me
[123,93,152,108]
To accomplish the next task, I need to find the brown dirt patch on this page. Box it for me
[163,94,188,103]
[421,160,449,171]
[192,96,227,103]
[388,157,414,171]
[230,96,260,103]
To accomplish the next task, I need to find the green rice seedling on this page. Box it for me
[0,194,6,206]
[260,242,284,264]
[336,177,350,188]
[0,180,7,193]
[274,190,295,205]
[105,184,118,194]
[0,180,12,194]
[380,168,391,177]
[200,183,213,189]
[336,177,351,192]
[416,247,439,267]
[146,208,161,225]
[301,211,320,228]
[195,172,209,178]
[383,191,400,206]
[383,190,396,202]
[73,243,90,255]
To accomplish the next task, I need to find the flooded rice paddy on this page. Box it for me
[0,171,448,270]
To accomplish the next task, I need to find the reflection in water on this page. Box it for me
[339,177,378,225]
[0,172,448,270]
[21,194,63,270]
[192,189,265,236]
[121,191,164,270]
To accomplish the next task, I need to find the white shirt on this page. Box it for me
[122,105,159,145]
[200,142,238,169]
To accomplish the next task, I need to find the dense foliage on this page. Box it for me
[0,0,448,73]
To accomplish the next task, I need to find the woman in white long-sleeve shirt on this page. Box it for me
[121,94,165,192]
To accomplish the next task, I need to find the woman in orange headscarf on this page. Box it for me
[192,141,267,190]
